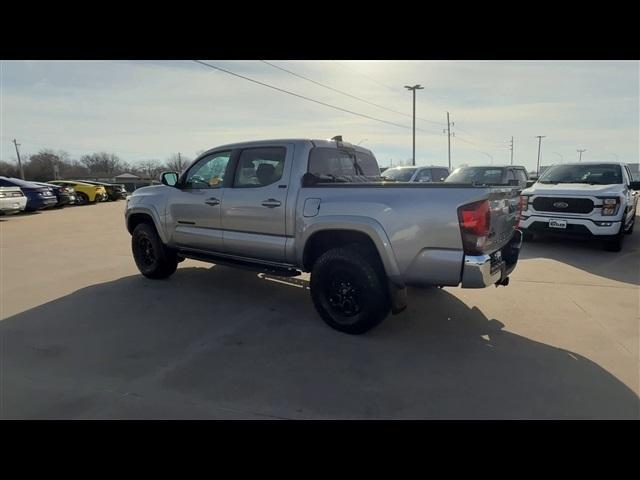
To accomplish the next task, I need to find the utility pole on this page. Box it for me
[444,112,454,170]
[12,139,25,179]
[509,136,514,165]
[577,149,586,162]
[535,136,546,176]
[405,84,424,166]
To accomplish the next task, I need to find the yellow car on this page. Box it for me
[48,180,107,205]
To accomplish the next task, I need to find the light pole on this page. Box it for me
[577,148,586,162]
[535,136,546,176]
[405,84,424,166]
[481,152,494,165]
[553,152,563,164]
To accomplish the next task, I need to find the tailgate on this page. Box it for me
[485,187,520,252]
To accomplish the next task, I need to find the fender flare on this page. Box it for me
[126,206,168,244]
[297,215,403,285]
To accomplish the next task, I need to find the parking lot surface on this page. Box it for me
[1,201,638,419]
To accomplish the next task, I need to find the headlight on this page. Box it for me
[601,197,620,216]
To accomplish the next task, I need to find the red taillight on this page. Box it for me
[459,200,490,236]
[458,200,491,254]
[516,195,528,227]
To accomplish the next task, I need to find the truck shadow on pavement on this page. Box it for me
[518,222,640,286]
[1,265,638,419]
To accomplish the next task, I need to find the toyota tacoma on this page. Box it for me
[125,138,523,334]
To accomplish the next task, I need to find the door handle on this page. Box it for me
[261,199,281,208]
[204,197,220,206]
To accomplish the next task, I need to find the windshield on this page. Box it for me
[538,164,623,185]
[381,167,417,182]
[445,167,505,185]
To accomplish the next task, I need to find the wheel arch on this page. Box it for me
[126,207,167,243]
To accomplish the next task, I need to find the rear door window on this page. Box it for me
[233,147,286,188]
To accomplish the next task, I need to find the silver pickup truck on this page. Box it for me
[125,138,522,334]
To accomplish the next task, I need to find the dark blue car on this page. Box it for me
[0,176,58,211]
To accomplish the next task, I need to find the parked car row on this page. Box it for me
[381,164,531,189]
[381,162,638,252]
[0,176,128,214]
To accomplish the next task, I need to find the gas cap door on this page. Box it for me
[303,198,321,217]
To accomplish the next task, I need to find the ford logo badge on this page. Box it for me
[553,201,569,208]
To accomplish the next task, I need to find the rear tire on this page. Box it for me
[132,223,178,279]
[310,244,391,335]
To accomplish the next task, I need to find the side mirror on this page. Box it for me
[630,181,640,190]
[525,180,536,188]
[160,171,179,187]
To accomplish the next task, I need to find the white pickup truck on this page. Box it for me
[519,162,640,251]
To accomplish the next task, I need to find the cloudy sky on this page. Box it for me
[1,60,638,171]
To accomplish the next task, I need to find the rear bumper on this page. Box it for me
[461,229,522,288]
[0,196,27,213]
[27,197,58,210]
[520,215,621,237]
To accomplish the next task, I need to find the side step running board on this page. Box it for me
[177,249,302,278]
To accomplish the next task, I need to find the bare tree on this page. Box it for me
[81,152,122,177]
[166,153,190,173]
[137,159,163,180]
[0,160,19,177]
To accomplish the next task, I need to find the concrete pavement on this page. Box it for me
[1,201,638,419]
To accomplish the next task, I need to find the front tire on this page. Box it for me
[131,223,178,279]
[310,245,391,335]
[76,192,89,205]
[603,223,625,252]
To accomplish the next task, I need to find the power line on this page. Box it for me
[194,60,440,134]
[454,124,507,148]
[329,61,445,126]
[260,60,443,131]
[332,60,398,92]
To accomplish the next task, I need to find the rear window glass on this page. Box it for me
[381,167,417,182]
[431,168,449,182]
[515,169,528,182]
[308,148,380,182]
[445,167,505,185]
